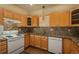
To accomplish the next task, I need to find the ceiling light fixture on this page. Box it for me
[42,5,45,20]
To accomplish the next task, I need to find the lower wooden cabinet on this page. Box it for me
[0,40,7,54]
[63,38,79,54]
[24,33,30,48]
[71,41,79,54]
[29,35,35,46]
[63,38,72,54]
[34,35,41,48]
[40,36,48,50]
[26,35,48,50]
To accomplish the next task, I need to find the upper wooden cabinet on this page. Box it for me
[49,13,59,27]
[4,9,13,19]
[32,16,38,27]
[49,11,71,27]
[13,13,21,20]
[19,15,27,27]
[0,8,27,26]
[13,13,27,27]
[59,11,71,26]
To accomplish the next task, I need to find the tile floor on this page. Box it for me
[21,46,51,54]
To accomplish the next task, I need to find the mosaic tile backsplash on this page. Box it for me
[19,27,79,38]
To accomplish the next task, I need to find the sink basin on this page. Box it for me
[6,36,13,37]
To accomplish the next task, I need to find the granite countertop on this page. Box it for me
[28,33,79,47]
[0,37,7,42]
[49,35,79,46]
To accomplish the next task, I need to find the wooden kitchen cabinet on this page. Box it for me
[24,33,30,48]
[63,38,79,54]
[4,9,13,19]
[59,11,70,26]
[49,13,60,27]
[32,16,39,27]
[63,38,72,54]
[0,40,7,54]
[71,41,79,54]
[19,15,27,27]
[29,34,48,50]
[29,35,41,48]
[34,35,41,48]
[13,13,21,20]
[40,36,48,50]
[49,11,70,27]
[29,35,35,46]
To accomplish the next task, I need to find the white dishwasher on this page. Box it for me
[48,37,62,54]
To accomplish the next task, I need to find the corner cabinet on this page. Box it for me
[63,38,79,54]
[39,16,50,27]
[49,11,71,27]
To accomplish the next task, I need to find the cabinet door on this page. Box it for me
[63,39,72,54]
[20,16,27,27]
[4,9,13,18]
[40,36,48,50]
[34,36,41,48]
[32,16,38,27]
[71,42,79,54]
[13,13,21,20]
[49,13,59,27]
[59,11,70,27]
[24,34,30,48]
[49,11,70,27]
[1,45,7,53]
[29,35,35,46]
[0,40,7,54]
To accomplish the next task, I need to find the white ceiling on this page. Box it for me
[0,4,79,16]
[13,4,58,12]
